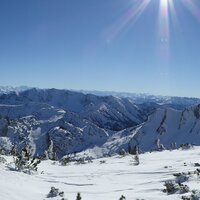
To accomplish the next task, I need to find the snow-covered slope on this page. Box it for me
[77,104,200,159]
[1,87,200,159]
[0,88,145,158]
[0,110,111,158]
[129,104,200,152]
[1,147,200,200]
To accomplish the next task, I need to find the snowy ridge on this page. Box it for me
[1,88,200,159]
[0,88,146,130]
[76,104,200,159]
[0,86,31,94]
[81,90,200,110]
[0,88,145,158]
[129,105,200,152]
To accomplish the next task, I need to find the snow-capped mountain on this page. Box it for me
[1,87,200,159]
[82,90,200,110]
[129,104,200,152]
[76,104,200,159]
[0,86,31,94]
[0,88,146,158]
[0,88,146,130]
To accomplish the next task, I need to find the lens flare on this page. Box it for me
[159,0,170,42]
[168,0,179,28]
[103,0,200,52]
[182,0,200,22]
[101,0,200,93]
[105,0,151,42]
[158,0,170,61]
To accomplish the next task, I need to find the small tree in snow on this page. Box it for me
[13,145,41,173]
[119,195,126,200]
[134,154,140,165]
[133,146,140,165]
[60,155,72,166]
[163,181,190,194]
[76,192,82,200]
[129,145,139,155]
[47,187,64,198]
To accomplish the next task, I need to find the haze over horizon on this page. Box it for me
[1,0,200,97]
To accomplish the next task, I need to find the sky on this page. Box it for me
[1,0,200,97]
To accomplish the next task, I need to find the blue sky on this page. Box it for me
[1,0,200,97]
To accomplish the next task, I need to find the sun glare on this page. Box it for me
[159,0,169,38]
[104,0,200,63]
[105,0,151,42]
[105,0,200,44]
[158,0,170,60]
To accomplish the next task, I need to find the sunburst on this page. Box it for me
[105,0,200,47]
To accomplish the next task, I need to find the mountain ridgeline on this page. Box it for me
[0,88,200,159]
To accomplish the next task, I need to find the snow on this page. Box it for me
[0,88,147,131]
[0,86,31,95]
[1,147,200,200]
[125,106,200,153]
[1,88,200,160]
[81,90,200,110]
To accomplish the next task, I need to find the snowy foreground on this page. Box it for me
[1,148,200,200]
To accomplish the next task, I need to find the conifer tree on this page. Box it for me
[119,195,126,200]
[76,192,82,200]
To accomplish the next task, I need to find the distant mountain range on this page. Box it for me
[0,87,200,159]
[0,86,32,94]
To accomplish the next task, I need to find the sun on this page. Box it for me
[159,0,170,39]
[160,0,169,6]
[105,0,200,43]
[103,0,200,62]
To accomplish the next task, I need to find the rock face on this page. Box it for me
[0,88,200,159]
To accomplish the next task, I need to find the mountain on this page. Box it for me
[1,87,200,159]
[0,88,146,158]
[76,104,200,159]
[0,88,146,130]
[0,86,31,94]
[81,90,200,111]
[129,104,200,152]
